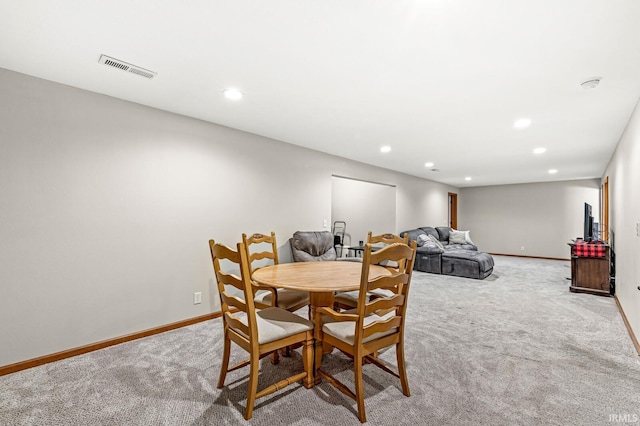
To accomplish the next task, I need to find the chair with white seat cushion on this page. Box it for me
[315,240,417,423]
[209,240,314,420]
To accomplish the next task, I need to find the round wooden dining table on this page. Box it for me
[252,260,390,385]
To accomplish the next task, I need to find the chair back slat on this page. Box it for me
[224,312,250,337]
[220,292,247,311]
[367,273,409,292]
[245,233,274,244]
[216,270,244,291]
[248,251,275,263]
[364,294,404,316]
[362,316,402,339]
[367,232,409,245]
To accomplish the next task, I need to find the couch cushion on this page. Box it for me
[436,226,452,242]
[416,243,444,254]
[400,229,426,244]
[441,251,494,279]
[417,234,430,247]
[427,234,444,249]
[444,243,477,252]
[416,233,445,253]
[419,227,440,240]
[414,250,442,273]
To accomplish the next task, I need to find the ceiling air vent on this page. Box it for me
[98,54,157,79]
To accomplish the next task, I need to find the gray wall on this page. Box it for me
[603,98,640,343]
[0,68,458,366]
[458,179,601,259]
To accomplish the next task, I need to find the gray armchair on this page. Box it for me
[290,231,337,262]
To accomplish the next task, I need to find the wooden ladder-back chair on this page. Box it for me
[209,240,314,420]
[334,232,409,310]
[315,241,417,423]
[242,232,310,313]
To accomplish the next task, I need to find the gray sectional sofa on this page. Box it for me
[400,226,494,279]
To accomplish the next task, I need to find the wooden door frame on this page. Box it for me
[448,192,458,229]
[602,177,609,242]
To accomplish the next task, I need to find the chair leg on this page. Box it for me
[354,354,366,423]
[270,350,280,365]
[396,342,410,397]
[217,334,231,388]
[244,351,260,420]
[314,339,323,385]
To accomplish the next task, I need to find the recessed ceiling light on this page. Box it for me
[223,88,243,100]
[533,147,546,154]
[465,177,472,181]
[548,169,558,174]
[514,118,531,129]
[424,162,434,168]
[380,146,391,153]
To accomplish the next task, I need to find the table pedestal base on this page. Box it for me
[309,291,335,384]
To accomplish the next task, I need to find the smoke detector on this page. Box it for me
[580,77,601,90]
[98,55,157,79]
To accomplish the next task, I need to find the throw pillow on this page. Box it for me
[464,231,475,245]
[417,234,430,247]
[449,230,467,245]
[427,234,444,249]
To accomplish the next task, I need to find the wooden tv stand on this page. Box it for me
[568,243,611,296]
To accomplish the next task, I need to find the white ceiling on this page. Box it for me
[2,0,640,187]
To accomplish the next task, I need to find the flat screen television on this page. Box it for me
[584,202,594,241]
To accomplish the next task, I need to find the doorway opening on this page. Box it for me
[448,192,458,229]
[331,175,396,253]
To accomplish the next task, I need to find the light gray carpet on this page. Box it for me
[1,256,639,425]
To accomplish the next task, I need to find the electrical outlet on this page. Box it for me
[520,246,525,251]
[323,219,328,228]
[636,222,640,237]
[194,292,202,305]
